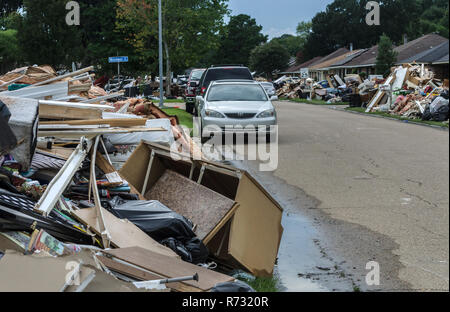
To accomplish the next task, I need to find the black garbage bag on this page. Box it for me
[422,105,432,121]
[106,197,196,242]
[0,100,12,122]
[432,105,449,122]
[0,104,17,155]
[185,237,209,264]
[160,237,208,264]
[210,280,256,293]
[160,237,193,262]
[440,89,449,100]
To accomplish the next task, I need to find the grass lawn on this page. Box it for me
[161,107,193,129]
[248,277,279,292]
[164,98,185,103]
[346,107,449,128]
[280,97,348,106]
[236,276,280,292]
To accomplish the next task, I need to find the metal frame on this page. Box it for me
[35,137,92,216]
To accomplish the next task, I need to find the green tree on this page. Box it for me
[78,0,138,75]
[301,0,448,60]
[17,0,83,69]
[117,0,229,95]
[0,0,22,18]
[216,14,267,66]
[270,34,305,57]
[375,34,398,77]
[249,41,290,78]
[0,29,21,72]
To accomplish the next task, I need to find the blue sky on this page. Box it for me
[227,0,334,39]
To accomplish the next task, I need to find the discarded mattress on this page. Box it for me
[104,118,174,146]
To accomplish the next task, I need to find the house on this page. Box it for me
[401,41,449,79]
[308,48,365,81]
[278,56,323,77]
[325,33,449,78]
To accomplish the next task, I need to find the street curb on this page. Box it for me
[332,106,449,131]
[279,100,348,107]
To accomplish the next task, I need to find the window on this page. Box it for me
[207,84,268,102]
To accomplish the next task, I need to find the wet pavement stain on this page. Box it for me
[224,158,356,292]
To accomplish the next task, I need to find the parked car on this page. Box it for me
[185,69,205,114]
[197,80,278,142]
[260,82,278,100]
[195,65,253,114]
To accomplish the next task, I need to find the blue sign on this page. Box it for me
[109,56,129,63]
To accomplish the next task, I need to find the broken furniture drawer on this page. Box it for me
[119,142,284,277]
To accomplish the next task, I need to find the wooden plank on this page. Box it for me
[38,127,165,138]
[230,173,284,277]
[145,170,237,241]
[39,118,147,127]
[96,255,199,292]
[90,136,111,249]
[33,66,94,86]
[104,247,234,292]
[72,207,178,258]
[39,104,102,120]
[37,147,74,160]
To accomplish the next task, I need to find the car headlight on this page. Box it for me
[257,109,275,118]
[205,110,225,118]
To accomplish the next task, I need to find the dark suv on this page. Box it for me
[185,68,205,114]
[195,65,253,114]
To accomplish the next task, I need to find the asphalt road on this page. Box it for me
[232,101,449,291]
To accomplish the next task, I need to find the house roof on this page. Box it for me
[327,33,449,69]
[281,56,324,73]
[433,53,449,64]
[310,49,365,70]
[319,48,350,63]
[396,33,448,63]
[332,45,379,68]
[401,41,449,64]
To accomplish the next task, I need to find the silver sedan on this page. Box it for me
[196,80,278,141]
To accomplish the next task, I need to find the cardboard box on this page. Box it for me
[120,142,284,277]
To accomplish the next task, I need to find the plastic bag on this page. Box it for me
[184,237,209,264]
[160,238,193,262]
[160,237,209,264]
[106,197,196,242]
[0,100,12,122]
[432,105,449,122]
[210,280,256,293]
[430,96,449,114]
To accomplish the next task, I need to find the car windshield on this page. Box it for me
[207,84,268,102]
[191,70,205,80]
[204,68,253,87]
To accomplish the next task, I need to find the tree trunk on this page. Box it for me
[164,41,171,97]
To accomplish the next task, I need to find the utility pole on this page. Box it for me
[158,0,164,108]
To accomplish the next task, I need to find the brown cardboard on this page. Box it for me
[72,207,178,258]
[120,142,284,277]
[0,250,146,292]
[104,247,234,292]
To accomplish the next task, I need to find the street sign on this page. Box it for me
[108,56,128,63]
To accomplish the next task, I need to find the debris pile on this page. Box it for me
[365,64,449,122]
[0,65,283,292]
[275,76,353,103]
